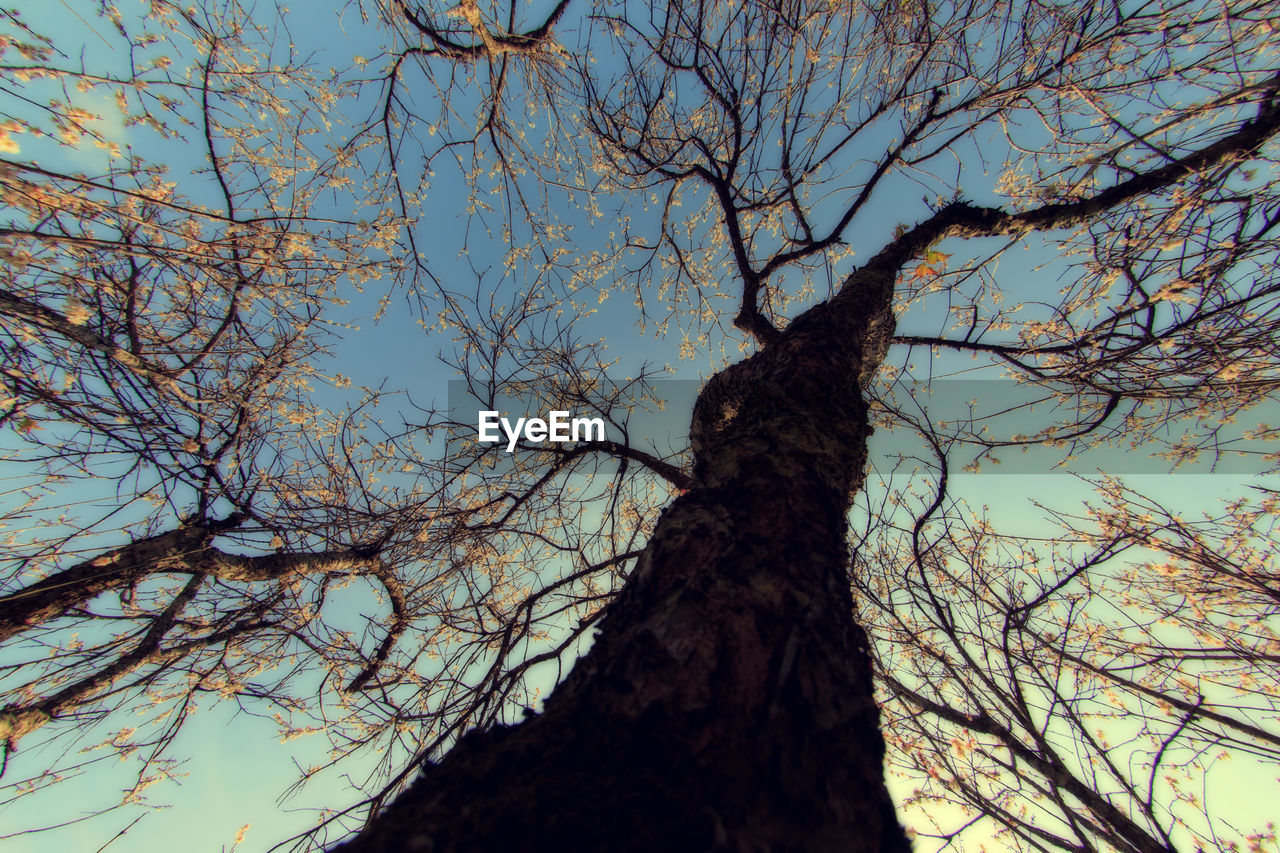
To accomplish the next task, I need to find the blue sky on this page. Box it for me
[1,1,1277,850]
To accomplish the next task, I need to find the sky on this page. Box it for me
[1,1,1277,850]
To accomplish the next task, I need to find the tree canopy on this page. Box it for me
[1,1,1277,850]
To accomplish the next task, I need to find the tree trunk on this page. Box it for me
[337,270,908,851]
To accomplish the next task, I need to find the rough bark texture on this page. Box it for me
[335,263,909,852]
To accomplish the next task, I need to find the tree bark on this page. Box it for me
[336,264,908,851]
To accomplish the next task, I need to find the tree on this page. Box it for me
[862,478,1280,851]
[0,0,429,821]
[2,0,1278,850]
[331,1,1280,850]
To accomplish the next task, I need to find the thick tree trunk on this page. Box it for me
[337,268,908,851]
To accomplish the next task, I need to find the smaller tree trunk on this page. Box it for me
[0,517,242,643]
